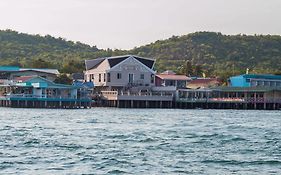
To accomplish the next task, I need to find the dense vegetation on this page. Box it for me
[1,30,281,81]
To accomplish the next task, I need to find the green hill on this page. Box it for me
[1,30,281,79]
[129,32,281,79]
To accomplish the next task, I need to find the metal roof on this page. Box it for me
[19,68,60,75]
[211,86,281,92]
[0,66,20,72]
[156,74,191,81]
[84,57,106,70]
[231,74,281,80]
[85,55,155,70]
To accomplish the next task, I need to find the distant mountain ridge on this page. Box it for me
[1,29,281,78]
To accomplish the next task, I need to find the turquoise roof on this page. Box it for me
[0,66,20,72]
[17,76,79,89]
[212,86,281,92]
[232,74,281,80]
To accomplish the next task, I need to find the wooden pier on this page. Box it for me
[175,87,281,110]
[96,91,174,108]
[0,97,92,109]
[97,87,281,110]
[175,101,281,110]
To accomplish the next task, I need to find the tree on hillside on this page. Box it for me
[54,74,72,85]
[31,58,55,68]
[60,59,84,73]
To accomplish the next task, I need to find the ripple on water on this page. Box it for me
[0,108,281,174]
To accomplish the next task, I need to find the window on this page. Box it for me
[104,73,106,82]
[99,74,101,82]
[117,73,122,79]
[107,73,111,82]
[265,81,270,86]
[151,74,154,84]
[129,74,134,83]
[140,74,144,79]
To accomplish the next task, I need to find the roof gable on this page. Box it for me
[85,55,155,71]
[109,56,155,73]
[24,76,55,85]
[21,76,78,89]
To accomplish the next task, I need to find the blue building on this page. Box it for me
[0,76,92,108]
[229,74,281,88]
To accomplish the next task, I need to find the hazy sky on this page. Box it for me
[0,0,281,49]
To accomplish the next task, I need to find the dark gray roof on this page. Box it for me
[108,56,129,68]
[134,56,155,69]
[85,55,155,70]
[72,73,84,80]
[85,57,105,70]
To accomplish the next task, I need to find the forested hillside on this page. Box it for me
[129,32,281,79]
[0,30,124,73]
[1,30,281,80]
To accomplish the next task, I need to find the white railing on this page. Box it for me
[100,90,174,101]
[5,94,91,100]
[6,94,45,98]
[119,91,173,97]
[178,97,281,103]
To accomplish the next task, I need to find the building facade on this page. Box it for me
[229,74,281,88]
[85,55,156,90]
[155,70,191,89]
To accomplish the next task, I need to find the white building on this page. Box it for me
[84,55,156,91]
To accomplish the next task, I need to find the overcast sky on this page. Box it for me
[0,0,280,49]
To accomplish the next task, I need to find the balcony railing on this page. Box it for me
[4,93,91,100]
[178,97,281,103]
[101,90,174,101]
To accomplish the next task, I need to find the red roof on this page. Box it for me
[156,74,191,81]
[14,76,34,82]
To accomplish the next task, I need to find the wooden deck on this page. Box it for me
[99,91,174,108]
[0,95,92,109]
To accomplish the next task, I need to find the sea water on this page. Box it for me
[0,108,281,174]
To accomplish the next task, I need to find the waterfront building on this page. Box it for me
[155,70,191,89]
[229,74,281,88]
[176,86,281,110]
[84,55,156,91]
[0,66,20,83]
[0,66,59,82]
[0,76,91,108]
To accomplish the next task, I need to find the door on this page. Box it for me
[129,73,134,83]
